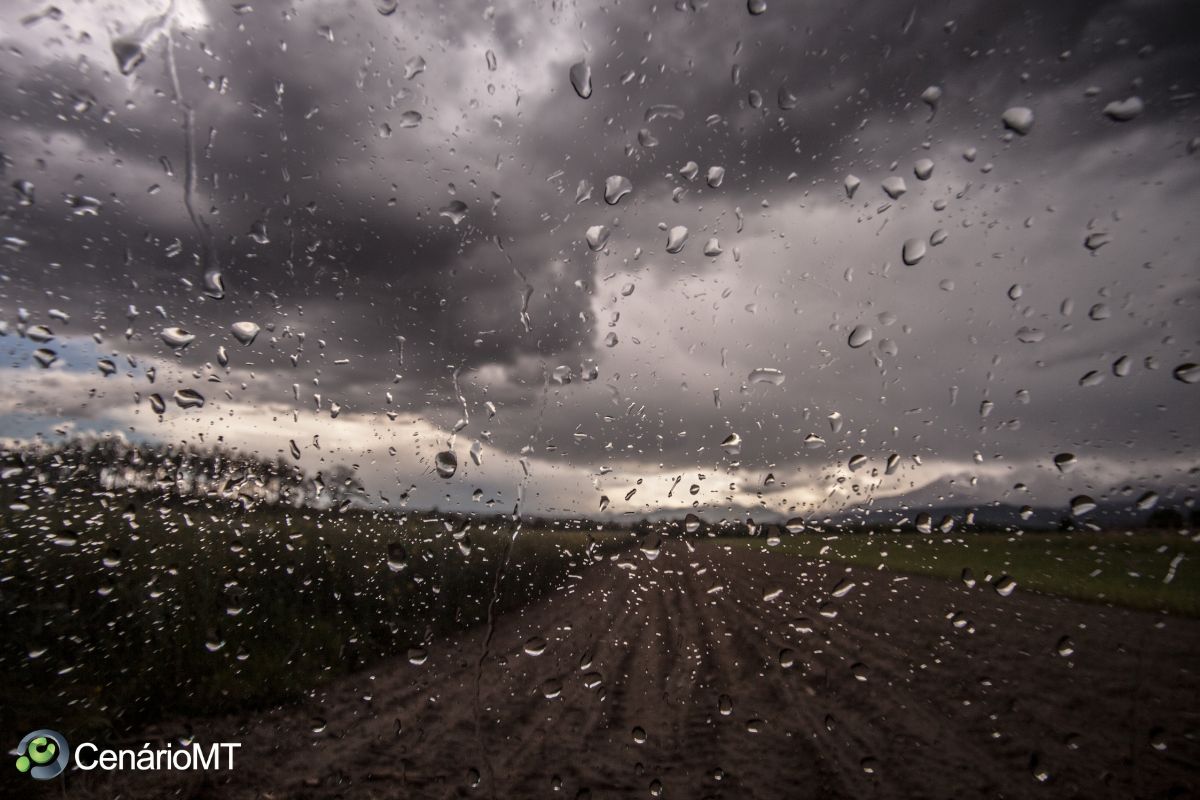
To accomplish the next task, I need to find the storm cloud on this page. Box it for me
[0,0,1197,521]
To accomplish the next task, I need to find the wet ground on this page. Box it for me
[64,540,1200,799]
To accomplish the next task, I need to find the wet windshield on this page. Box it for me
[1,0,1198,797]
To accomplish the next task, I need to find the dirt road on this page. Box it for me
[64,540,1200,799]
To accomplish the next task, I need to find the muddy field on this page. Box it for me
[60,540,1200,799]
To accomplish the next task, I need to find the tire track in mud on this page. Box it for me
[64,539,1200,800]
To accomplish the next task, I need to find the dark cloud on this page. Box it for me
[0,0,1197,518]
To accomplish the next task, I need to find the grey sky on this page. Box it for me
[0,0,1197,521]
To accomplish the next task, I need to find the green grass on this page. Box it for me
[0,490,632,742]
[737,531,1200,616]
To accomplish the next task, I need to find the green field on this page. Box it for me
[0,492,632,741]
[740,531,1200,616]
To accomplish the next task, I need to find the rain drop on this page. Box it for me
[604,175,632,205]
[231,321,260,345]
[881,176,907,199]
[585,225,610,251]
[847,325,873,348]
[1001,106,1034,135]
[435,450,458,479]
[666,226,689,253]
[1103,96,1144,122]
[569,61,592,99]
[901,238,926,266]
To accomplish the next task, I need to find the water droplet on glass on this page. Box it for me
[920,85,942,114]
[387,543,407,572]
[706,166,725,188]
[666,226,689,253]
[204,270,225,300]
[684,513,701,533]
[913,158,934,180]
[585,225,610,251]
[640,531,662,560]
[26,325,53,343]
[524,636,547,656]
[160,327,196,349]
[1053,453,1077,473]
[901,238,926,265]
[569,61,592,99]
[1103,96,1143,122]
[844,174,860,198]
[231,321,260,345]
[1016,326,1045,344]
[248,219,269,244]
[644,104,684,123]
[1001,106,1034,135]
[1070,495,1097,517]
[404,55,426,79]
[173,389,205,409]
[112,37,146,76]
[435,450,457,478]
[747,367,784,386]
[847,325,873,348]
[439,200,468,225]
[1172,363,1199,384]
[720,433,742,455]
[12,179,34,206]
[881,176,907,199]
[604,175,632,205]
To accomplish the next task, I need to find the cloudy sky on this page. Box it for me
[0,0,1197,522]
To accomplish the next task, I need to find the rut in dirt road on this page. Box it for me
[66,539,1200,800]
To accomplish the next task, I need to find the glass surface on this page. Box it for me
[1,0,1198,797]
